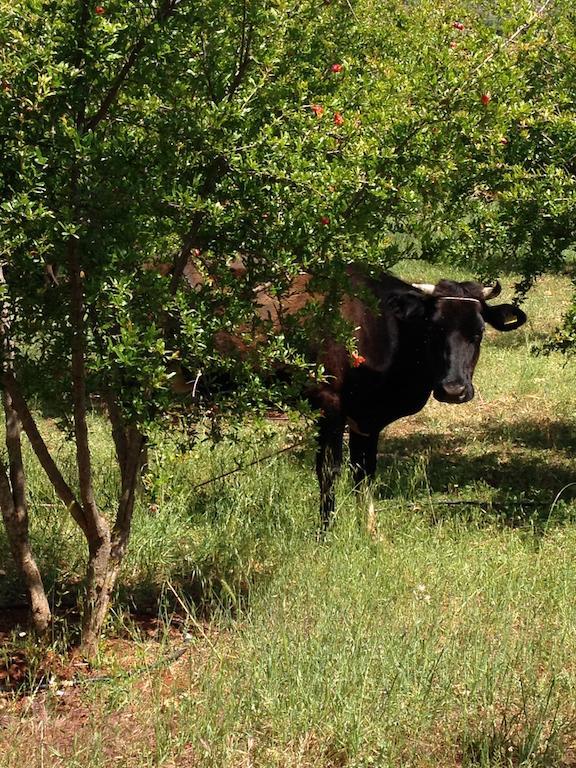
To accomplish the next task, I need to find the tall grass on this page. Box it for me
[2,268,576,766]
[175,515,576,766]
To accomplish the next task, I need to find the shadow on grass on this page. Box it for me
[2,413,576,643]
[0,559,252,688]
[373,415,576,529]
[480,417,576,454]
[460,706,574,768]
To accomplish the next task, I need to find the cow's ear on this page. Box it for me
[484,303,527,331]
[384,290,429,321]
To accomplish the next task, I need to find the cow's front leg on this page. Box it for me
[349,429,380,486]
[349,430,380,535]
[316,415,345,531]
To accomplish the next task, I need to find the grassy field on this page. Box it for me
[2,267,576,767]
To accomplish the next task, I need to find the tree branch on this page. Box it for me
[470,0,555,78]
[0,266,51,632]
[84,38,147,131]
[112,425,145,560]
[72,0,92,130]
[200,31,218,103]
[168,155,230,293]
[3,390,26,520]
[227,0,254,101]
[103,390,128,481]
[84,0,180,131]
[1,374,89,537]
[66,235,104,533]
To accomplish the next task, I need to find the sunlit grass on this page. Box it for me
[2,268,576,766]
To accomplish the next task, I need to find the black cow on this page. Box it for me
[297,270,527,529]
[174,262,527,529]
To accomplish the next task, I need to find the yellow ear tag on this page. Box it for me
[504,311,519,326]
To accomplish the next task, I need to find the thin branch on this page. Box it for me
[84,38,147,130]
[84,0,180,131]
[227,0,254,101]
[103,390,129,481]
[168,155,230,293]
[470,0,555,78]
[200,31,218,103]
[72,0,92,130]
[232,0,248,96]
[67,233,102,533]
[239,0,248,72]
[193,439,306,489]
[169,213,207,294]
[1,374,88,536]
[113,426,145,544]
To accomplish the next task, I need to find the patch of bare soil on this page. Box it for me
[0,612,219,767]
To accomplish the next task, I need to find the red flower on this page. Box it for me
[95,5,105,13]
[351,352,366,367]
[481,92,491,105]
[320,216,330,226]
[333,111,344,126]
[331,63,343,73]
[449,41,458,49]
[452,21,464,30]
[311,104,324,118]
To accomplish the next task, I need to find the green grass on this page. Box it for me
[179,523,576,767]
[2,267,576,766]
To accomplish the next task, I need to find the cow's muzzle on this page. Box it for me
[434,381,473,404]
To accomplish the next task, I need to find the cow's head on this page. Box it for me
[397,279,527,404]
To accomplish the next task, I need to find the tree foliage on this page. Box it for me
[1,0,575,651]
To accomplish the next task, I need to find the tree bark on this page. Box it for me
[2,373,89,535]
[66,234,148,655]
[80,424,145,657]
[0,265,51,633]
[66,234,118,656]
[0,404,51,634]
[80,532,113,657]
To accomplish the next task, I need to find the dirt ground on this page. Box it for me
[0,611,210,766]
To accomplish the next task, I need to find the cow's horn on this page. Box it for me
[412,283,436,295]
[482,281,501,300]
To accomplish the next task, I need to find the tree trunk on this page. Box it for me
[81,532,113,657]
[67,220,117,656]
[80,426,145,657]
[0,264,51,633]
[0,457,51,634]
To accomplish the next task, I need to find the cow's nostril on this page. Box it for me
[443,382,466,399]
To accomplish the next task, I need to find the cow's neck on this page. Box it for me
[341,320,435,432]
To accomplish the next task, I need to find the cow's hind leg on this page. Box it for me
[349,430,380,535]
[316,416,345,531]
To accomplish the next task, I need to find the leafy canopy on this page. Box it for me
[1,0,575,426]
